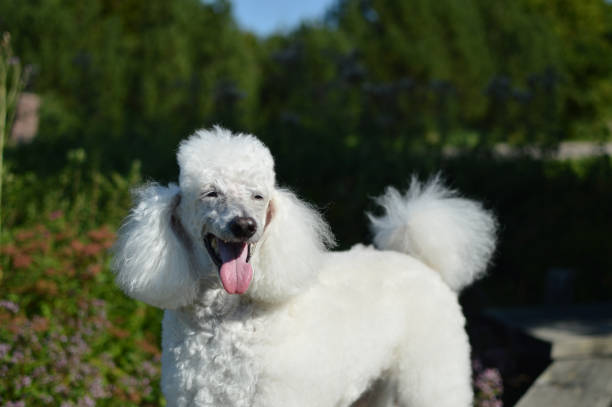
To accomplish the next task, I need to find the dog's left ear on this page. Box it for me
[249,188,335,303]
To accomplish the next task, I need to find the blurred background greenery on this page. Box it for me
[1,0,611,405]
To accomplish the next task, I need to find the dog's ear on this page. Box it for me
[112,183,199,309]
[249,188,335,303]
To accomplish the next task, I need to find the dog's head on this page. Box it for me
[113,127,333,308]
[175,127,275,295]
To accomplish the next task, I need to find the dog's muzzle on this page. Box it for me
[203,232,255,295]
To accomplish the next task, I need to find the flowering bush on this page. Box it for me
[1,185,163,406]
[473,359,504,407]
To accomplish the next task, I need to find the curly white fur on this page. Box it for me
[112,183,199,309]
[112,127,497,407]
[369,176,497,291]
[249,188,335,302]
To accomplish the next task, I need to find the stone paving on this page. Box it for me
[487,303,612,406]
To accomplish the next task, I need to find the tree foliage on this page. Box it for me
[0,0,260,177]
[1,0,612,305]
[1,0,611,174]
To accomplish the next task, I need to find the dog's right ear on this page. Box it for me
[112,183,199,309]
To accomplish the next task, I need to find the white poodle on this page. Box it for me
[112,127,497,407]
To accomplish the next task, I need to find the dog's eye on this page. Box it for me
[253,194,264,201]
[202,191,219,198]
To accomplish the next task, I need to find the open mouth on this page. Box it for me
[204,234,253,266]
[203,233,254,295]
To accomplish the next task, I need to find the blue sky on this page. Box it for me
[230,0,336,36]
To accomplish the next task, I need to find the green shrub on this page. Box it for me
[0,158,165,406]
[2,149,141,232]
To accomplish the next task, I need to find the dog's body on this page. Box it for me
[113,127,496,407]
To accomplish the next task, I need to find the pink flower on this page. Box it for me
[70,240,85,253]
[15,230,34,242]
[83,243,103,257]
[13,253,32,269]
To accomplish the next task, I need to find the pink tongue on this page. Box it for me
[218,241,253,294]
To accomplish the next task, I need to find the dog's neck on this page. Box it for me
[176,287,255,328]
[168,287,261,406]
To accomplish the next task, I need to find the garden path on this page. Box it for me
[487,303,612,407]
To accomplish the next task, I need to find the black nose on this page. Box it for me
[230,216,257,239]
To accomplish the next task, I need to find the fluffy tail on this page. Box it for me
[369,176,497,291]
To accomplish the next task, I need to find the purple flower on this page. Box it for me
[141,360,158,377]
[11,351,24,364]
[473,358,503,406]
[89,377,108,399]
[92,298,106,308]
[55,355,68,369]
[0,300,19,313]
[32,366,46,378]
[54,383,69,395]
[482,368,503,387]
[14,376,32,390]
[0,343,10,359]
[77,396,95,407]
